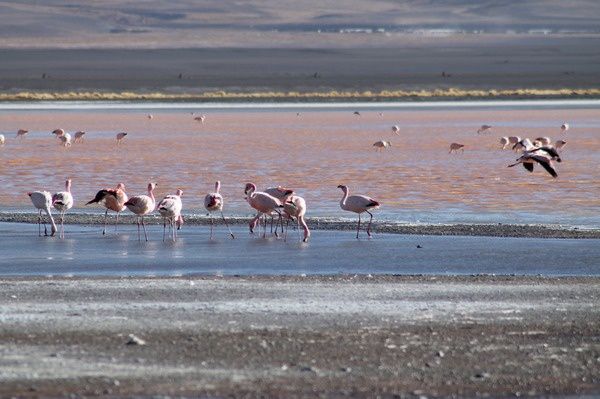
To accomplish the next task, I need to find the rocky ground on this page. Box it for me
[0,275,598,398]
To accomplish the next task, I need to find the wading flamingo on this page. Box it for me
[282,192,310,242]
[250,186,294,234]
[59,133,72,147]
[157,189,183,241]
[124,182,157,241]
[561,123,569,132]
[16,129,28,139]
[373,140,391,152]
[337,185,380,239]
[244,183,291,238]
[204,181,234,239]
[116,132,127,145]
[73,131,86,143]
[392,125,400,135]
[499,137,509,149]
[28,191,57,237]
[86,183,128,235]
[449,143,465,153]
[52,178,74,238]
[477,125,492,134]
[194,115,206,123]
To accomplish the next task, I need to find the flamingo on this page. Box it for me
[157,189,183,241]
[0,134,5,145]
[16,129,28,139]
[147,114,153,120]
[353,111,361,116]
[244,183,291,238]
[449,143,465,153]
[477,125,492,134]
[73,131,86,143]
[28,191,57,237]
[281,192,310,242]
[124,182,157,241]
[194,115,206,123]
[52,129,65,138]
[337,185,380,239]
[59,133,72,147]
[52,178,74,238]
[116,132,127,145]
[508,140,562,178]
[86,183,128,235]
[508,136,521,148]
[204,181,234,239]
[561,123,569,132]
[249,186,294,234]
[555,140,567,150]
[373,140,391,152]
[391,125,400,135]
[534,137,552,146]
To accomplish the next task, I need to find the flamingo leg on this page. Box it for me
[270,215,274,234]
[263,214,267,238]
[366,210,374,237]
[102,209,108,235]
[37,210,42,236]
[115,211,120,233]
[163,218,166,242]
[221,212,234,239]
[141,216,148,241]
[210,214,214,240]
[60,211,65,239]
[42,210,48,236]
[284,218,290,242]
[136,217,141,241]
[356,213,361,239]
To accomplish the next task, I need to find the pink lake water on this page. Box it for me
[1,101,599,226]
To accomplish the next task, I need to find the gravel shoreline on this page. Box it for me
[2,212,599,239]
[1,275,599,398]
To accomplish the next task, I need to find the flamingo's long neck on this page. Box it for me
[215,181,221,193]
[148,186,155,205]
[339,188,349,207]
[66,180,71,193]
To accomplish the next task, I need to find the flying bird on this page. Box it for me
[508,139,562,178]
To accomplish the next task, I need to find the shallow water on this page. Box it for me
[0,101,599,226]
[2,223,600,277]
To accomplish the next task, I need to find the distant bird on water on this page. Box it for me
[534,137,552,147]
[157,189,183,241]
[28,191,57,237]
[0,134,5,145]
[204,181,235,239]
[555,140,567,150]
[449,142,465,153]
[147,114,153,120]
[52,178,74,238]
[353,111,361,116]
[59,133,72,147]
[124,182,157,241]
[16,129,28,139]
[244,183,291,238]
[561,123,569,132]
[337,185,380,239]
[86,183,128,235]
[373,140,391,152]
[52,128,65,138]
[499,137,509,150]
[392,125,400,135]
[508,139,562,178]
[281,191,310,242]
[73,131,86,143]
[194,115,206,123]
[477,125,492,134]
[116,132,127,145]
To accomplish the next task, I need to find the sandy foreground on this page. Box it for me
[0,275,598,398]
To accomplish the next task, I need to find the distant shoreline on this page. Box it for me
[1,88,599,102]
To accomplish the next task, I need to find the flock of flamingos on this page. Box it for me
[4,114,570,243]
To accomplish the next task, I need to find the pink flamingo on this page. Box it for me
[86,183,128,235]
[204,181,234,239]
[449,143,465,153]
[52,129,65,138]
[248,186,293,234]
[52,178,74,238]
[337,185,380,239]
[194,115,206,123]
[282,192,310,242]
[16,129,28,139]
[73,131,86,143]
[116,132,127,145]
[157,189,183,241]
[28,191,57,237]
[244,183,291,238]
[124,182,157,241]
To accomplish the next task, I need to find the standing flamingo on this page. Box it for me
[499,137,509,149]
[337,185,380,239]
[59,133,72,147]
[477,125,492,134]
[194,115,206,123]
[28,191,57,237]
[244,183,291,238]
[0,134,5,145]
[204,181,235,239]
[561,123,569,132]
[16,129,28,139]
[449,143,465,153]
[73,131,86,143]
[157,189,183,241]
[248,186,293,234]
[391,125,400,135]
[116,132,127,145]
[86,183,128,235]
[282,192,310,242]
[52,178,74,238]
[373,140,391,152]
[124,183,157,241]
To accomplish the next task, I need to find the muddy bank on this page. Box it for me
[0,275,598,397]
